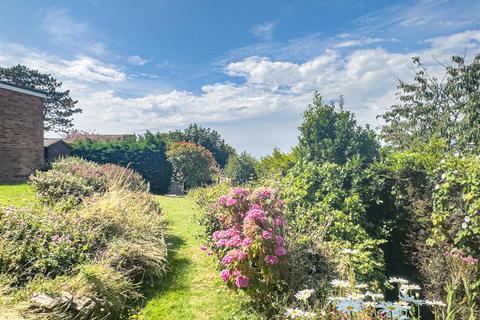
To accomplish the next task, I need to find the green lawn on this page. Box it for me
[0,183,36,206]
[137,196,248,320]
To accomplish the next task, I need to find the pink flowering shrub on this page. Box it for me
[200,186,288,296]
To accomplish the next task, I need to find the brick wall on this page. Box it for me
[0,87,44,182]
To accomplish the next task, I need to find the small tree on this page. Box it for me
[162,124,235,167]
[0,64,81,133]
[297,92,379,165]
[224,152,258,184]
[167,141,218,189]
[380,54,480,152]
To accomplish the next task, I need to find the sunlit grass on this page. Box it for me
[138,196,249,320]
[0,183,36,206]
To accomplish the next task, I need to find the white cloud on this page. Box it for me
[250,20,279,41]
[42,7,89,42]
[333,37,386,48]
[0,43,126,83]
[127,55,150,66]
[2,28,480,155]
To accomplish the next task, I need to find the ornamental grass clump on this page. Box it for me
[1,172,167,318]
[201,187,288,298]
[30,157,149,209]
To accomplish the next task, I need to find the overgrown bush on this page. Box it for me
[281,159,387,284]
[381,143,480,319]
[1,164,167,319]
[30,157,148,208]
[70,132,172,194]
[167,141,218,190]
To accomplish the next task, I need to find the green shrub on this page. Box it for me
[70,132,172,194]
[30,169,102,208]
[281,159,386,284]
[30,157,149,209]
[256,147,295,179]
[0,205,95,284]
[224,151,258,184]
[167,141,218,190]
[30,157,107,207]
[0,185,167,318]
[161,123,235,167]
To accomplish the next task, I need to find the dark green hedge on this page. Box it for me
[70,133,172,194]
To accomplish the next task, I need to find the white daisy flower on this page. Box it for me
[295,289,315,301]
[464,216,470,223]
[425,299,446,307]
[285,308,305,318]
[400,284,421,291]
[331,279,350,288]
[388,277,409,285]
[336,298,363,314]
[355,283,369,289]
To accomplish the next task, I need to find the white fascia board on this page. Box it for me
[0,83,46,99]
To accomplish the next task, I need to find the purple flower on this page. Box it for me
[274,246,287,256]
[212,231,221,240]
[222,254,235,265]
[233,249,246,261]
[200,244,208,251]
[275,235,285,247]
[242,237,253,248]
[264,255,279,265]
[218,195,229,205]
[235,275,249,288]
[226,235,242,247]
[226,198,238,206]
[232,188,250,197]
[216,238,227,247]
[246,209,266,223]
[261,230,273,240]
[273,216,285,226]
[220,269,231,282]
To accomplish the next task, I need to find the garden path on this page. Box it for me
[138,196,242,320]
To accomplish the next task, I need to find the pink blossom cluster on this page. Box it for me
[445,248,479,265]
[206,187,288,289]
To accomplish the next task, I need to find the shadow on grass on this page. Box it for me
[141,233,191,300]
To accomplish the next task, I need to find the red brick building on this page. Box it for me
[0,82,46,182]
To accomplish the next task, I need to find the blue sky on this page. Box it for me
[1,0,480,155]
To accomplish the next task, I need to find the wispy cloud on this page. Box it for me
[42,7,89,43]
[127,55,150,66]
[333,37,387,48]
[250,20,279,41]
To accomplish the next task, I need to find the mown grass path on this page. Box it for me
[138,196,242,320]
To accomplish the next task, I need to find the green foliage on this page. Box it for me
[430,154,480,257]
[70,132,172,194]
[0,64,81,133]
[162,123,235,167]
[281,159,386,283]
[224,151,258,184]
[256,147,295,179]
[381,54,480,153]
[297,92,379,165]
[167,141,218,190]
